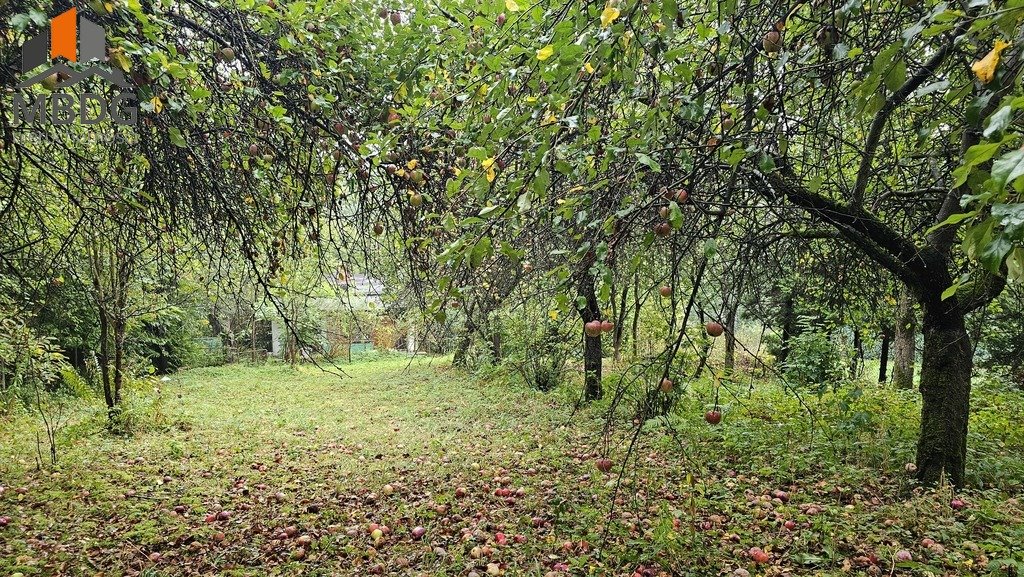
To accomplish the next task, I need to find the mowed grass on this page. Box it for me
[2,354,1024,576]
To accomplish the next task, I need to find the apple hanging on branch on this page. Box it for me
[584,320,603,337]
[705,321,724,337]
[660,378,673,393]
[705,409,722,425]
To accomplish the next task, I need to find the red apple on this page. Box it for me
[659,285,672,298]
[595,458,612,473]
[660,378,673,393]
[0,516,10,527]
[584,320,603,337]
[950,498,966,510]
[749,546,770,564]
[411,526,427,539]
[654,222,671,238]
[674,189,688,204]
[783,520,796,530]
[390,11,401,24]
[704,410,722,425]
[496,12,506,26]
[705,321,724,337]
[600,320,614,333]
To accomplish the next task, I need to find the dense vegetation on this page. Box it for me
[1,0,1023,574]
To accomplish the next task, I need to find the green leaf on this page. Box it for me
[470,236,492,268]
[983,105,1012,138]
[636,153,661,172]
[884,60,907,91]
[1007,247,1024,283]
[979,234,1013,273]
[168,127,187,147]
[991,149,1024,191]
[925,210,978,235]
[953,141,1003,187]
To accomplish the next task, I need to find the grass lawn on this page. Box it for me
[2,353,1023,576]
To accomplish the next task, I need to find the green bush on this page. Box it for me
[781,316,847,392]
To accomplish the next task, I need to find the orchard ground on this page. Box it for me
[1,354,1023,576]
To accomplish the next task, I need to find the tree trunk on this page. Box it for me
[850,327,864,378]
[578,271,602,401]
[452,330,473,367]
[778,295,795,365]
[915,301,972,487]
[724,303,738,371]
[878,330,891,384]
[612,281,628,362]
[630,275,641,358]
[893,289,916,389]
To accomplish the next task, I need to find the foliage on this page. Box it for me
[782,317,848,392]
[501,310,572,392]
[0,308,73,466]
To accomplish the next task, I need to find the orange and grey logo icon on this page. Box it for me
[14,7,137,125]
[18,7,129,89]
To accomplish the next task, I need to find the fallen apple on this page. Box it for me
[596,458,613,473]
[411,526,427,539]
[748,546,770,564]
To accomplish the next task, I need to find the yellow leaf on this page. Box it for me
[477,83,489,97]
[505,0,520,12]
[482,157,497,182]
[541,112,557,126]
[583,62,595,74]
[600,5,620,28]
[407,159,419,169]
[536,45,554,61]
[103,1,114,13]
[109,49,131,72]
[548,309,559,321]
[971,40,1011,84]
[150,96,163,114]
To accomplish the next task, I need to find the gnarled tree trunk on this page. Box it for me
[915,300,973,487]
